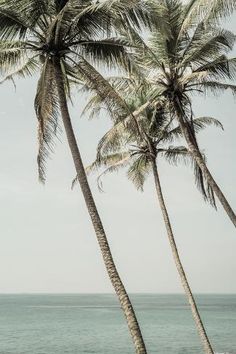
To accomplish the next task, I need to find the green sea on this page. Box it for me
[0,294,235,354]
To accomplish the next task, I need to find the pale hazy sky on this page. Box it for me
[0,19,236,294]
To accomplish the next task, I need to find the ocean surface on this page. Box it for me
[0,294,235,354]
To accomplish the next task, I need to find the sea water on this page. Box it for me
[0,294,235,354]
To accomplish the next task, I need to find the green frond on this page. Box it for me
[96,153,131,191]
[0,56,38,82]
[194,160,216,208]
[35,58,60,183]
[159,146,190,165]
[158,0,184,36]
[99,151,130,168]
[59,2,113,43]
[197,81,236,97]
[0,0,51,39]
[81,94,105,120]
[89,152,131,191]
[0,8,28,40]
[72,151,131,190]
[127,155,151,191]
[181,29,236,68]
[155,115,223,145]
[105,76,137,94]
[63,0,155,48]
[59,58,74,100]
[96,121,128,157]
[183,0,236,26]
[77,38,135,72]
[82,0,154,30]
[194,56,236,80]
[179,0,236,40]
[74,57,129,119]
[146,0,186,66]
[192,116,224,132]
[0,41,28,74]
[160,145,216,207]
[2,0,50,19]
[160,125,183,143]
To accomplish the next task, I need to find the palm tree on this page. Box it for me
[0,1,155,352]
[81,78,223,354]
[129,0,236,228]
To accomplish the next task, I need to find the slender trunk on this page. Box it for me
[151,159,214,354]
[54,61,147,354]
[175,107,236,228]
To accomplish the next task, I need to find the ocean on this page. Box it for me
[0,294,235,354]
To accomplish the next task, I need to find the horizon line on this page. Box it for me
[0,292,235,295]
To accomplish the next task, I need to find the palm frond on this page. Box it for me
[105,76,137,93]
[76,38,135,72]
[0,56,38,82]
[160,146,216,207]
[96,155,131,192]
[194,161,216,207]
[181,29,236,68]
[159,146,190,165]
[0,41,27,74]
[35,58,60,183]
[96,121,128,157]
[179,0,236,37]
[0,0,51,39]
[81,94,105,120]
[0,9,28,40]
[81,0,154,30]
[194,56,236,80]
[127,154,151,190]
[72,151,131,191]
[197,81,236,97]
[184,0,236,24]
[191,116,224,131]
[89,152,131,174]
[160,116,222,143]
[73,57,129,118]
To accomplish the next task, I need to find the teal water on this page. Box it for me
[0,294,235,354]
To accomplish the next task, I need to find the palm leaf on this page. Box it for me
[0,41,27,73]
[160,146,216,207]
[181,29,236,68]
[76,38,135,72]
[72,152,131,191]
[127,154,151,191]
[191,116,223,131]
[194,56,236,80]
[197,81,236,97]
[0,56,38,82]
[179,0,236,37]
[35,58,60,183]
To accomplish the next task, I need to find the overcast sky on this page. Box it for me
[0,19,236,295]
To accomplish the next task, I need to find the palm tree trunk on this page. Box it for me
[54,61,147,354]
[175,108,236,228]
[151,158,214,354]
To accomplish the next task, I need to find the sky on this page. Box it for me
[0,21,236,295]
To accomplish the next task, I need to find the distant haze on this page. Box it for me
[0,17,236,294]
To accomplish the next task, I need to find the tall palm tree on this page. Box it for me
[81,78,224,354]
[129,0,236,228]
[0,1,156,352]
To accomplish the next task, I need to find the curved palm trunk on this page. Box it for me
[175,108,236,228]
[151,159,214,354]
[54,62,147,354]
